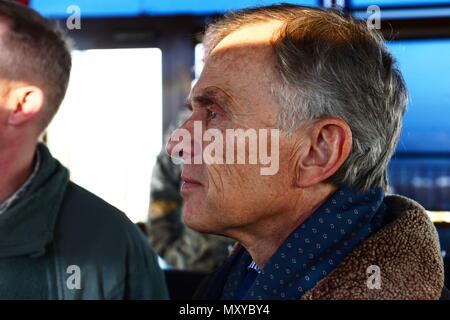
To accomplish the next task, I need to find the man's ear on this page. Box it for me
[295,118,352,188]
[7,86,45,126]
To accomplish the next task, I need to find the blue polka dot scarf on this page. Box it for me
[221,186,387,300]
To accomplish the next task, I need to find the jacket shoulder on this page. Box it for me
[62,182,126,220]
[57,181,151,251]
[54,182,168,299]
[303,195,444,300]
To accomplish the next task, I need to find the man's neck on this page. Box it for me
[233,184,337,268]
[0,140,37,204]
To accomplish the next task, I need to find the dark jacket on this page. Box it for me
[0,144,168,299]
[194,195,447,300]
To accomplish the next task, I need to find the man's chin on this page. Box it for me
[183,206,215,235]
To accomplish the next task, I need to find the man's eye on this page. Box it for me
[207,108,218,120]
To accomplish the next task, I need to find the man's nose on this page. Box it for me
[165,121,199,164]
[166,128,186,162]
[166,130,186,162]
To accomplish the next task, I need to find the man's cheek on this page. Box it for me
[205,164,229,195]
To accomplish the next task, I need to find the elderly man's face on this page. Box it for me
[168,22,303,236]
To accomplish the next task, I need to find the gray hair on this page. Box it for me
[0,0,72,129]
[203,4,408,192]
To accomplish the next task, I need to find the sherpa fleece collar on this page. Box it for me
[302,195,444,300]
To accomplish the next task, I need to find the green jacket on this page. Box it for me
[0,143,168,299]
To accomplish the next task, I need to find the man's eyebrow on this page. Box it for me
[187,87,233,111]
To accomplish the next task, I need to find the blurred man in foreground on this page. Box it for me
[167,4,447,299]
[0,0,167,299]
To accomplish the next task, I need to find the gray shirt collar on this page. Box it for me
[0,150,41,215]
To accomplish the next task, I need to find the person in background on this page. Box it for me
[0,0,168,299]
[166,4,448,299]
[147,108,233,273]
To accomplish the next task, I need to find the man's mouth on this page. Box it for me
[180,175,202,192]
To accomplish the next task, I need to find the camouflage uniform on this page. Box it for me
[147,109,233,273]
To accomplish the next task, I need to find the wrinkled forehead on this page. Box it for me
[193,21,284,102]
[206,20,284,75]
[213,20,284,53]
